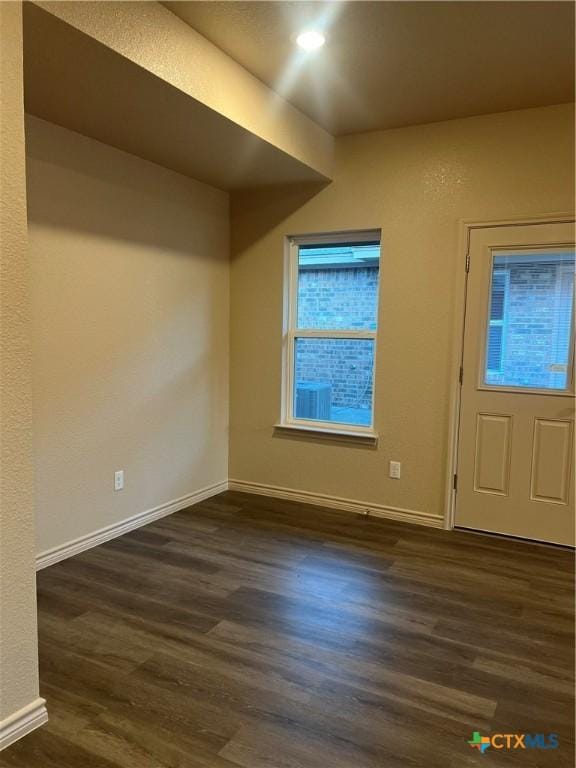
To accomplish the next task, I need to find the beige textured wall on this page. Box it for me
[229,104,575,520]
[0,2,41,724]
[26,116,229,556]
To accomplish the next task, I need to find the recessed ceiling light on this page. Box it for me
[296,30,326,51]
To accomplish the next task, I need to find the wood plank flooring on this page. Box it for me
[1,491,574,767]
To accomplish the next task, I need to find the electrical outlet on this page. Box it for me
[389,461,401,480]
[114,470,124,491]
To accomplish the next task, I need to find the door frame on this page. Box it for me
[443,212,575,530]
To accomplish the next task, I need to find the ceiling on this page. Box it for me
[164,1,575,136]
[23,2,333,190]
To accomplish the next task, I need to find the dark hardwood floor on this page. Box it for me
[1,491,574,767]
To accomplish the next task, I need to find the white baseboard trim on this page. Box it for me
[228,479,444,528]
[36,476,443,571]
[36,480,228,570]
[0,697,48,752]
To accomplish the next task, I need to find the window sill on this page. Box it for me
[274,423,378,446]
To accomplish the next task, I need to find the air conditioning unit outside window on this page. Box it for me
[295,382,331,420]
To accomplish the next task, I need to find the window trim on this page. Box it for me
[281,230,381,437]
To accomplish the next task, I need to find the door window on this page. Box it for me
[484,249,575,390]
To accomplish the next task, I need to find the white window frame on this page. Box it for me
[479,247,576,394]
[280,230,381,438]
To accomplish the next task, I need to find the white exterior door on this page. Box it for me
[455,221,575,546]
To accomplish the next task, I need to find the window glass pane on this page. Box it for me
[484,249,575,390]
[297,243,380,330]
[294,338,374,427]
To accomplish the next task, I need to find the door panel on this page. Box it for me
[473,414,512,495]
[530,418,572,505]
[456,221,575,546]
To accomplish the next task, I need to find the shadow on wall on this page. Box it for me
[24,115,228,257]
[26,114,230,552]
[230,181,329,257]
